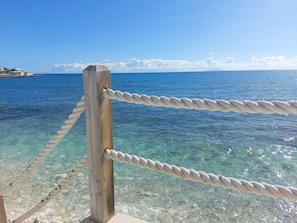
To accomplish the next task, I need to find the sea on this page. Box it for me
[1,70,297,223]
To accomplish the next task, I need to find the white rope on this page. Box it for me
[12,154,88,223]
[102,88,297,115]
[0,96,85,195]
[104,149,297,201]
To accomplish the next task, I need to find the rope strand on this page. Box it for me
[102,88,297,115]
[104,149,297,201]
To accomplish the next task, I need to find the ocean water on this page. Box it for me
[1,70,297,222]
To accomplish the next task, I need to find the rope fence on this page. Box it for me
[105,148,297,201]
[2,65,297,223]
[0,96,85,195]
[102,88,297,202]
[1,96,86,223]
[102,88,297,115]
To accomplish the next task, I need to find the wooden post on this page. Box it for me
[0,183,8,223]
[83,65,114,223]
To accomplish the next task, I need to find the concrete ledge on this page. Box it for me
[81,213,149,223]
[108,213,149,223]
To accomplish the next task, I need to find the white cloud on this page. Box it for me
[53,63,93,72]
[249,55,296,69]
[52,55,297,73]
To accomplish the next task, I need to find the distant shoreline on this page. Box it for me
[0,74,34,78]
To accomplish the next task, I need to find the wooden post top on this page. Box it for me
[83,65,110,72]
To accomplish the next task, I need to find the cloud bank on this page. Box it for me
[52,55,297,73]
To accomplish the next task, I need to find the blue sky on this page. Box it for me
[1,0,296,73]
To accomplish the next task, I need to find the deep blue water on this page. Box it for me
[1,70,297,222]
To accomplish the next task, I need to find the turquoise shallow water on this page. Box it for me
[1,70,297,222]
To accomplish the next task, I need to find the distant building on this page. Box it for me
[10,68,33,77]
[0,67,33,78]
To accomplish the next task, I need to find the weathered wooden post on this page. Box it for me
[0,183,8,223]
[83,65,114,223]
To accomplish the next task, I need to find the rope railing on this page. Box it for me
[12,154,88,223]
[3,65,296,223]
[0,96,85,195]
[104,148,297,201]
[102,88,297,115]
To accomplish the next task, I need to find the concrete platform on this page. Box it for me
[81,213,149,223]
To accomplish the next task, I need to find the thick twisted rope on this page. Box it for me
[105,149,297,201]
[12,154,88,223]
[102,88,297,115]
[0,96,85,195]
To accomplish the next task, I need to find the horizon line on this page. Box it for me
[34,68,297,75]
